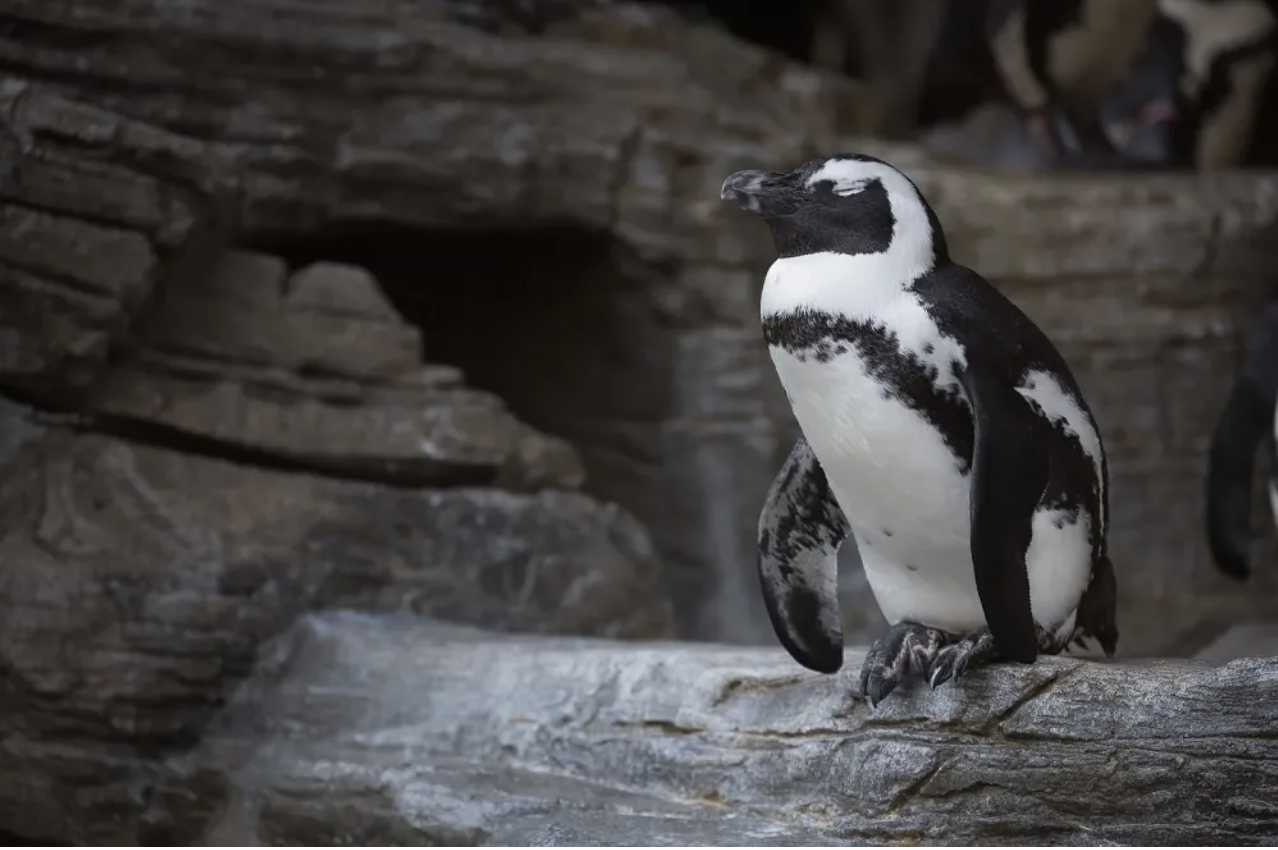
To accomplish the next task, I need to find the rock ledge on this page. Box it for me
[162,612,1278,846]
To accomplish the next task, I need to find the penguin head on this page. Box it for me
[720,154,945,262]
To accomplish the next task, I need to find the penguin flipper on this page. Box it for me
[959,367,1048,664]
[758,436,851,674]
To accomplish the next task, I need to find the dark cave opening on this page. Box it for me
[249,221,677,528]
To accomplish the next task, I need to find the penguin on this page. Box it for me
[1098,0,1278,170]
[1205,303,1278,581]
[720,154,1118,706]
[985,0,1159,166]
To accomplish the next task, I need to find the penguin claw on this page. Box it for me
[857,621,946,708]
[927,627,998,690]
[860,662,895,709]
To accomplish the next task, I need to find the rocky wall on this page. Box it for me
[2,0,1278,843]
[4,0,1278,657]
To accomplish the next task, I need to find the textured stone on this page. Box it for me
[2,0,1277,688]
[2,1,1278,844]
[0,407,672,843]
[76,249,586,490]
[147,612,1278,846]
[0,79,222,393]
[0,0,873,646]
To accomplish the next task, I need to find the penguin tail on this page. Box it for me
[1077,553,1118,658]
[1206,368,1277,583]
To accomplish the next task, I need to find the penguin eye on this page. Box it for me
[828,178,871,197]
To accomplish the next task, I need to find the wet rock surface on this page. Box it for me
[157,612,1278,847]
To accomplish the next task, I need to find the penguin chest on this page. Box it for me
[767,342,971,548]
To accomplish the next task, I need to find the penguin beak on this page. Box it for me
[720,169,802,217]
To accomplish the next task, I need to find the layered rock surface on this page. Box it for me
[2,0,1278,844]
[9,0,1277,653]
[154,613,1278,846]
[0,0,874,647]
[0,395,672,843]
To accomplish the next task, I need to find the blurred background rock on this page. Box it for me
[2,0,1277,843]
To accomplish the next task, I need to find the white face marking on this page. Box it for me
[805,162,874,198]
[763,159,961,394]
[1160,0,1278,97]
[766,160,938,320]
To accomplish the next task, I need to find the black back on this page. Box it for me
[912,263,1108,559]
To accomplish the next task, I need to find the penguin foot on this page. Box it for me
[858,621,946,708]
[927,627,997,689]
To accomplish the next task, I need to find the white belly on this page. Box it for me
[771,345,1092,634]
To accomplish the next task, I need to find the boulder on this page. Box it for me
[150,612,1278,846]
[0,399,672,844]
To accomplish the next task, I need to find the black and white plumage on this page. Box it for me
[721,154,1118,706]
[1206,304,1278,581]
[1100,0,1278,170]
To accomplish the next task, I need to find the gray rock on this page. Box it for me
[7,0,1278,655]
[84,249,585,490]
[154,611,1278,846]
[0,0,872,649]
[0,411,672,844]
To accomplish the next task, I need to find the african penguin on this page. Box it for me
[1206,303,1278,581]
[720,154,1118,706]
[986,0,1158,166]
[1099,0,1278,170]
